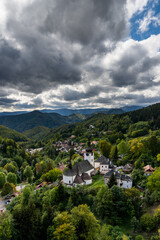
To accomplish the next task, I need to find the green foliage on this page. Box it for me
[24,166,33,180]
[7,172,17,185]
[1,182,14,196]
[42,168,62,182]
[71,204,99,240]
[147,168,160,191]
[0,125,29,141]
[0,171,6,188]
[0,213,12,240]
[108,173,117,188]
[117,140,128,156]
[4,163,17,173]
[96,185,113,222]
[135,235,144,240]
[99,140,111,158]
[140,213,155,232]
[51,212,76,240]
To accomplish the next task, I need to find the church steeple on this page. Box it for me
[86,136,92,153]
[84,136,94,167]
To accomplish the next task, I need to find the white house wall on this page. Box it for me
[95,162,100,169]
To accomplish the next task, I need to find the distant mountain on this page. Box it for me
[107,108,124,115]
[0,105,144,117]
[0,110,87,132]
[41,106,144,115]
[0,125,29,141]
[0,111,28,116]
[121,105,144,112]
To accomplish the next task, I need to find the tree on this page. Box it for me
[4,163,17,174]
[99,140,111,158]
[1,182,14,196]
[50,212,76,240]
[22,185,32,205]
[0,213,12,240]
[140,213,155,232]
[43,168,62,182]
[71,204,99,240]
[7,172,17,185]
[135,236,144,240]
[108,173,117,188]
[117,140,128,157]
[147,168,160,191]
[0,172,6,188]
[131,216,140,232]
[24,166,33,182]
[110,146,118,164]
[96,185,113,222]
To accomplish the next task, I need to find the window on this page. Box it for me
[102,166,103,168]
[69,180,71,184]
[86,153,89,156]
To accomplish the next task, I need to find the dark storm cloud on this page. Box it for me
[110,43,160,89]
[0,0,128,95]
[0,97,18,106]
[0,38,81,93]
[63,86,104,101]
[40,0,127,45]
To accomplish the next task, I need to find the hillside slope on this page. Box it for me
[0,125,29,142]
[23,126,50,140]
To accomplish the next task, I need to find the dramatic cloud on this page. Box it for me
[0,0,160,111]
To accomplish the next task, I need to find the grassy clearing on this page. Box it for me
[88,174,104,189]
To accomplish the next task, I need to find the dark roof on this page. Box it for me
[63,160,94,176]
[73,175,84,184]
[104,170,132,181]
[100,158,110,165]
[95,155,107,163]
[81,172,92,180]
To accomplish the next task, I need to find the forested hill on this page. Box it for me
[0,125,29,141]
[0,111,87,132]
[42,102,160,142]
[127,102,160,126]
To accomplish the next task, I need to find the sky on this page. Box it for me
[0,0,160,111]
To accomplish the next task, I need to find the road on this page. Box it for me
[0,198,5,211]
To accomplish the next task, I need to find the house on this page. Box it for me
[143,165,155,176]
[104,170,132,189]
[122,164,133,173]
[100,158,114,174]
[95,156,106,169]
[63,160,94,186]
[95,155,114,174]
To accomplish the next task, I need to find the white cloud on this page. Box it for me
[126,0,149,19]
[138,9,160,33]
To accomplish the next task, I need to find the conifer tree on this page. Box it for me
[108,173,117,188]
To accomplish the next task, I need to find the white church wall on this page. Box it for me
[63,175,76,185]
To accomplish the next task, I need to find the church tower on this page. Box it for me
[84,137,94,167]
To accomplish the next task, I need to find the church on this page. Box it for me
[63,140,95,186]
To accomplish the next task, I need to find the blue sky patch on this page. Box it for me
[130,0,160,41]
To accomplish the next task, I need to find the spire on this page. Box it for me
[68,152,72,169]
[86,135,92,153]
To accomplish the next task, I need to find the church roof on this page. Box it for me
[81,172,92,180]
[73,175,84,184]
[63,160,94,176]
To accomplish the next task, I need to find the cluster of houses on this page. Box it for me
[63,141,133,189]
